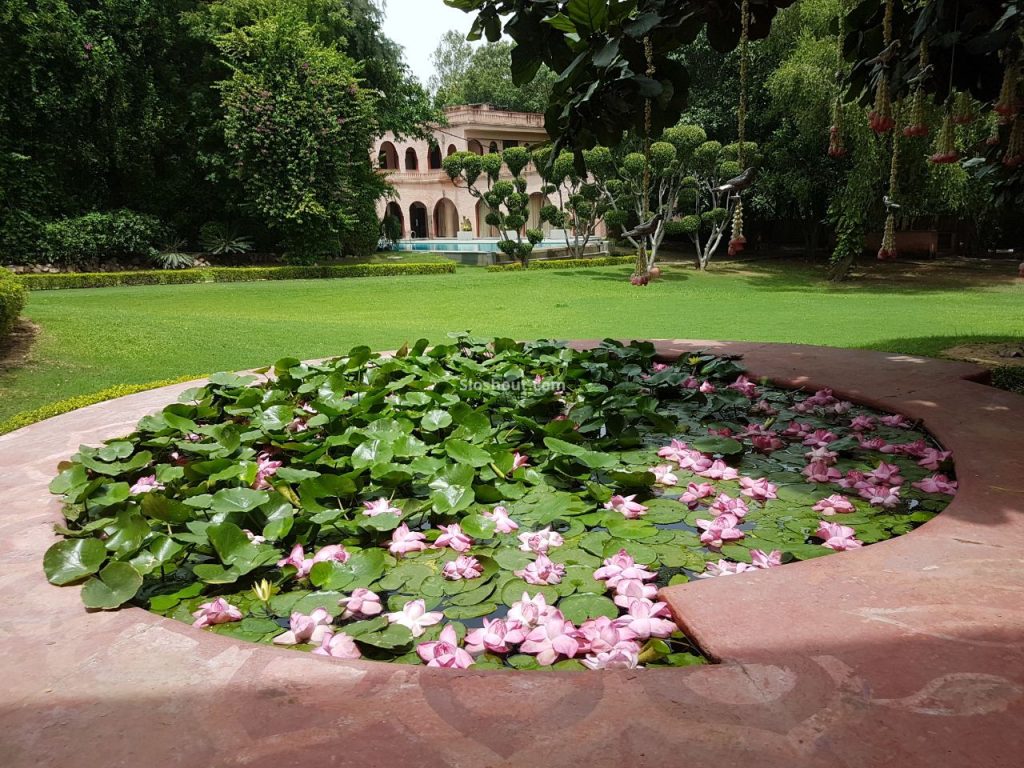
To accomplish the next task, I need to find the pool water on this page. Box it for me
[394,238,572,253]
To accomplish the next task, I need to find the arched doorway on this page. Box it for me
[447,144,458,157]
[404,148,419,171]
[378,141,399,170]
[528,193,553,234]
[467,139,484,155]
[488,141,499,154]
[428,145,443,170]
[476,198,499,237]
[384,201,405,238]
[409,202,428,238]
[433,199,458,238]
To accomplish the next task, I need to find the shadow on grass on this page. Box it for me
[858,334,1024,361]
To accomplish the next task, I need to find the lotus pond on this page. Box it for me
[44,337,956,670]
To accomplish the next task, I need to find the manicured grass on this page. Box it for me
[2,259,1022,425]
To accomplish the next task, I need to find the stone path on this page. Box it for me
[1,341,1021,767]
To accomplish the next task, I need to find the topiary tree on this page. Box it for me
[442,147,542,265]
[587,124,709,273]
[533,148,608,258]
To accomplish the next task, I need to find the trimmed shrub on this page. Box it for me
[487,256,634,272]
[0,267,27,340]
[992,366,1024,395]
[40,210,165,266]
[17,262,456,291]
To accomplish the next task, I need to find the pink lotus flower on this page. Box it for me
[739,477,778,502]
[680,482,716,508]
[386,599,443,637]
[277,543,349,579]
[192,597,243,628]
[838,470,870,490]
[483,505,519,533]
[577,616,640,654]
[868,462,904,485]
[520,616,582,666]
[614,599,677,639]
[728,375,759,398]
[913,473,958,495]
[286,417,309,433]
[783,422,813,439]
[515,554,565,585]
[273,608,333,645]
[806,388,838,406]
[677,449,714,473]
[816,521,864,551]
[312,631,361,659]
[582,648,640,669]
[518,527,564,554]
[512,452,530,470]
[442,554,484,580]
[612,578,659,607]
[751,434,785,453]
[433,523,473,553]
[803,460,843,484]
[892,439,929,458]
[813,494,856,515]
[130,475,164,495]
[388,523,427,556]
[338,588,383,619]
[507,592,558,628]
[858,436,889,451]
[698,460,739,481]
[254,452,283,490]
[707,426,733,437]
[593,549,657,588]
[651,464,679,486]
[696,513,745,548]
[652,362,669,373]
[805,446,839,464]
[604,494,649,518]
[751,400,778,416]
[416,625,475,668]
[860,483,902,508]
[363,498,402,517]
[657,439,690,463]
[833,400,853,415]
[880,414,912,428]
[464,618,527,655]
[709,493,750,519]
[850,415,877,432]
[803,429,838,448]
[918,448,952,471]
[699,380,717,394]
[682,376,700,389]
[700,559,757,577]
[750,549,783,569]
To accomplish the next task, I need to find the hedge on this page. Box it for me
[0,376,202,436]
[0,267,27,340]
[487,256,634,272]
[16,262,456,291]
[992,366,1024,394]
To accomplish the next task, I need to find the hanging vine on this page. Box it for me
[728,0,751,258]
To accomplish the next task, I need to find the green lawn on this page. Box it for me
[3,259,1022,424]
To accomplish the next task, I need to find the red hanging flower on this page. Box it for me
[1004,117,1023,169]
[903,90,929,137]
[877,213,897,261]
[728,201,746,257]
[929,114,959,164]
[869,76,895,134]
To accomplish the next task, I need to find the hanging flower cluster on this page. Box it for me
[727,200,746,257]
[878,213,898,261]
[951,91,976,126]
[829,98,847,158]
[995,59,1020,124]
[930,113,959,164]
[903,89,929,138]
[1004,117,1023,169]
[869,76,896,133]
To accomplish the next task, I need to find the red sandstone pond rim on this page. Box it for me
[1,340,1023,767]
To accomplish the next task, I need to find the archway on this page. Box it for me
[433,199,459,239]
[476,199,499,237]
[404,148,419,171]
[488,141,499,154]
[467,139,484,155]
[409,202,428,239]
[447,144,458,157]
[378,141,399,170]
[384,201,405,238]
[528,193,553,235]
[428,145,443,170]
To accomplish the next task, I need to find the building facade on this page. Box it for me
[374,104,554,240]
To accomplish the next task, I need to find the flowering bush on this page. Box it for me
[44,338,954,670]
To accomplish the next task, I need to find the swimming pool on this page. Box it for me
[393,238,573,253]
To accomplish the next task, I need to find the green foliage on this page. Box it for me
[17,263,456,291]
[151,240,197,271]
[40,210,165,266]
[199,222,253,255]
[0,267,27,341]
[664,217,701,239]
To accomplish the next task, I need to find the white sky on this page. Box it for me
[382,0,480,86]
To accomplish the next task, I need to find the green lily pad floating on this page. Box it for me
[44,338,954,670]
